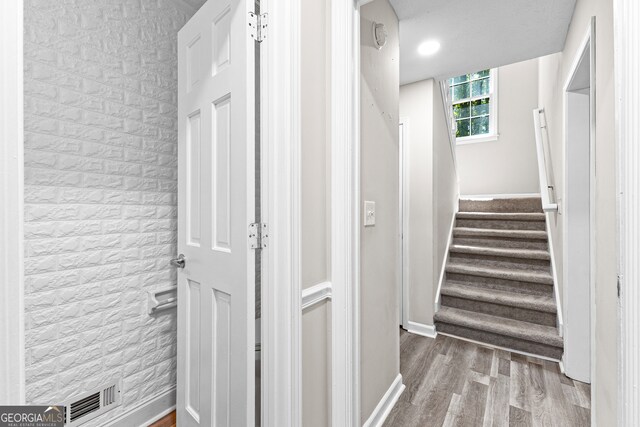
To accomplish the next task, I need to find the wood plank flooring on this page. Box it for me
[383,330,590,427]
[148,411,175,427]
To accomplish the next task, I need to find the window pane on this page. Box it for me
[452,83,470,101]
[471,98,490,116]
[471,78,490,97]
[470,70,490,80]
[453,101,470,119]
[456,119,470,138]
[451,74,469,84]
[470,116,490,135]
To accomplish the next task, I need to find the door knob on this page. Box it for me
[170,254,186,268]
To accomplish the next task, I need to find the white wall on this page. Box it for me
[399,80,434,326]
[537,0,617,422]
[399,79,458,328]
[433,85,459,295]
[22,0,197,421]
[360,0,400,422]
[300,0,331,423]
[456,58,540,196]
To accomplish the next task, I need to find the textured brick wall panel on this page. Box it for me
[24,0,193,422]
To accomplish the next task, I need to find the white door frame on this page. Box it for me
[0,0,25,405]
[398,119,410,328]
[261,0,302,425]
[331,0,362,424]
[614,1,640,425]
[561,19,595,385]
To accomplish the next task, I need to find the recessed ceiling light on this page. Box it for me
[418,40,441,56]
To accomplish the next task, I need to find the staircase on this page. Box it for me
[434,197,563,360]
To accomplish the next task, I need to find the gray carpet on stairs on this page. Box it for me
[435,197,563,360]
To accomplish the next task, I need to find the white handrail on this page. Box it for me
[440,80,458,171]
[533,108,558,212]
[533,108,562,337]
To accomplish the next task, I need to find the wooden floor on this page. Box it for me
[148,411,175,427]
[383,330,590,427]
[149,331,589,427]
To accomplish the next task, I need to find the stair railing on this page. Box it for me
[533,108,563,336]
[533,108,558,212]
[440,80,458,172]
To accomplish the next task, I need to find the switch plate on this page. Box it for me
[364,201,376,226]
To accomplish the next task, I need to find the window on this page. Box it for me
[448,69,498,143]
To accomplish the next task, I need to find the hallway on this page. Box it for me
[384,331,590,427]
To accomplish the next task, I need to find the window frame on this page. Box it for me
[450,68,499,145]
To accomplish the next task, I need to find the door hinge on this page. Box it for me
[249,223,268,249]
[248,12,268,42]
[618,274,622,299]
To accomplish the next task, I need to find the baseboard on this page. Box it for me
[103,386,176,427]
[434,206,457,313]
[460,193,541,199]
[544,210,564,338]
[362,373,405,427]
[406,321,437,339]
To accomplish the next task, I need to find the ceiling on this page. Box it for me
[390,0,577,85]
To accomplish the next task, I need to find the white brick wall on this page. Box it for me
[23,0,197,422]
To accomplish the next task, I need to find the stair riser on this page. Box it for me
[449,253,551,273]
[447,266,552,285]
[446,273,554,296]
[459,198,543,213]
[453,236,549,251]
[440,295,557,327]
[435,323,563,360]
[456,218,546,231]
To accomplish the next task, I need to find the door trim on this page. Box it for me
[0,0,25,405]
[561,19,596,386]
[614,1,640,425]
[398,119,410,328]
[331,0,361,425]
[261,0,302,425]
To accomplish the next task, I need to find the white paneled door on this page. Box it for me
[177,0,256,426]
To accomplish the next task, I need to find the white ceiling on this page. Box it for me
[390,0,577,85]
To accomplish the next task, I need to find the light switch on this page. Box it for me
[364,201,376,226]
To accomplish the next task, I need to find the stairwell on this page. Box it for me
[434,197,563,360]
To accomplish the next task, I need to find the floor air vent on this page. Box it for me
[64,381,121,426]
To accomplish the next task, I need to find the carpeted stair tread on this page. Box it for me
[456,212,545,221]
[458,197,543,213]
[446,263,553,285]
[439,196,561,359]
[449,244,550,261]
[453,236,549,251]
[453,227,548,240]
[441,281,556,313]
[434,307,563,349]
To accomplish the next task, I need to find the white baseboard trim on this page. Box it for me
[406,321,437,339]
[301,281,332,310]
[459,193,542,199]
[545,210,564,338]
[362,373,405,427]
[434,206,457,313]
[104,386,176,427]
